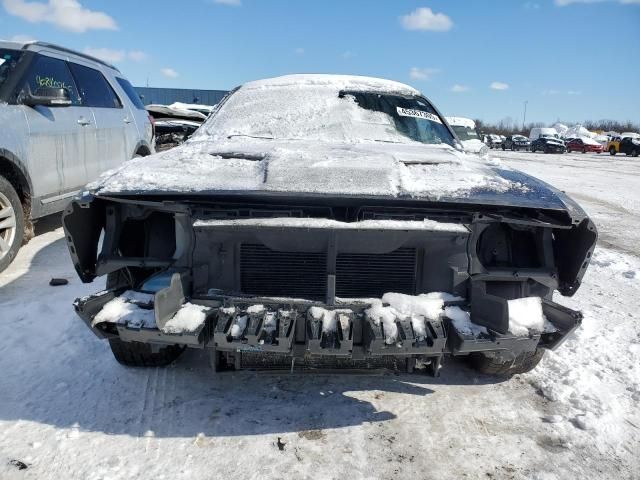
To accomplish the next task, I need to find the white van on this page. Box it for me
[445,116,487,155]
[529,127,559,141]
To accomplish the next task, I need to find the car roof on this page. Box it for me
[0,40,120,73]
[239,74,420,97]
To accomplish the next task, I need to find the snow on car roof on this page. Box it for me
[240,74,420,96]
[445,117,476,129]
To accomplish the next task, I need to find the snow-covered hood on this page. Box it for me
[90,139,581,213]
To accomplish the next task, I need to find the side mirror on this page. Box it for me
[22,86,72,107]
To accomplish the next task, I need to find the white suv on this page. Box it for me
[0,41,154,272]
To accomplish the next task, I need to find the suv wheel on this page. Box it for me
[0,176,24,273]
[633,149,639,158]
[468,349,545,376]
[609,147,616,156]
[108,338,185,367]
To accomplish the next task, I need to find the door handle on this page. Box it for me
[124,117,132,124]
[77,117,91,126]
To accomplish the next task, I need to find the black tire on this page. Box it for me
[502,144,506,151]
[0,176,25,273]
[531,145,536,153]
[109,338,185,367]
[609,147,616,156]
[633,149,639,158]
[468,349,545,376]
[582,147,586,154]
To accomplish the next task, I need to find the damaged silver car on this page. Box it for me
[63,75,596,376]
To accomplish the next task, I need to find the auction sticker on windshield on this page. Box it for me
[396,107,442,124]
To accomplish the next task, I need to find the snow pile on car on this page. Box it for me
[563,125,596,139]
[88,74,531,201]
[365,292,465,344]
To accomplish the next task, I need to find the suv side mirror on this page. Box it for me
[22,86,72,107]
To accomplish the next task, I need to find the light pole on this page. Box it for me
[522,100,528,130]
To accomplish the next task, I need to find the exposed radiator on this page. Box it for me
[336,248,417,298]
[240,244,417,300]
[240,244,328,300]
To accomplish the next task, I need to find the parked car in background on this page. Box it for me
[445,116,488,155]
[502,135,531,151]
[531,135,566,153]
[529,127,560,141]
[609,137,640,157]
[486,134,503,149]
[607,135,640,156]
[565,137,603,154]
[0,40,154,272]
[64,74,594,378]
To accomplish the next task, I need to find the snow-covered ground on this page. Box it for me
[0,151,639,480]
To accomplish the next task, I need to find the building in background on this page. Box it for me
[134,87,228,107]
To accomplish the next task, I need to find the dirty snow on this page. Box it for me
[445,306,488,337]
[195,217,468,233]
[230,315,248,338]
[1,150,640,479]
[91,295,156,329]
[162,303,210,334]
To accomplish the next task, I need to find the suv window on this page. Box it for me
[68,62,122,108]
[22,55,81,105]
[115,77,145,110]
[0,49,23,89]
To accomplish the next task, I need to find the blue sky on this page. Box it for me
[1,0,639,124]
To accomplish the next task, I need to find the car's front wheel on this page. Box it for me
[0,176,24,274]
[609,147,616,156]
[632,149,639,158]
[109,338,185,367]
[468,349,545,376]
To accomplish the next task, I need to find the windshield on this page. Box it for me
[513,135,527,141]
[0,49,23,89]
[451,125,480,142]
[203,85,456,147]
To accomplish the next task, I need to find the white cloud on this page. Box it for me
[8,33,36,42]
[160,68,179,79]
[490,81,510,90]
[556,0,640,5]
[400,7,453,32]
[2,0,118,33]
[450,84,470,93]
[83,47,124,63]
[294,47,305,55]
[128,50,148,62]
[409,67,440,80]
[212,0,241,5]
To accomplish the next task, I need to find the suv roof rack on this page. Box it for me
[22,41,120,73]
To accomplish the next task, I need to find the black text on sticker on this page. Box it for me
[396,107,442,124]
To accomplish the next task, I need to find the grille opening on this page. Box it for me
[240,244,418,300]
[335,248,417,298]
[240,244,327,300]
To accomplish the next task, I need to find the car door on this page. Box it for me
[68,61,131,179]
[19,53,94,204]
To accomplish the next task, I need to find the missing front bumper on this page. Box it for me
[74,288,581,370]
